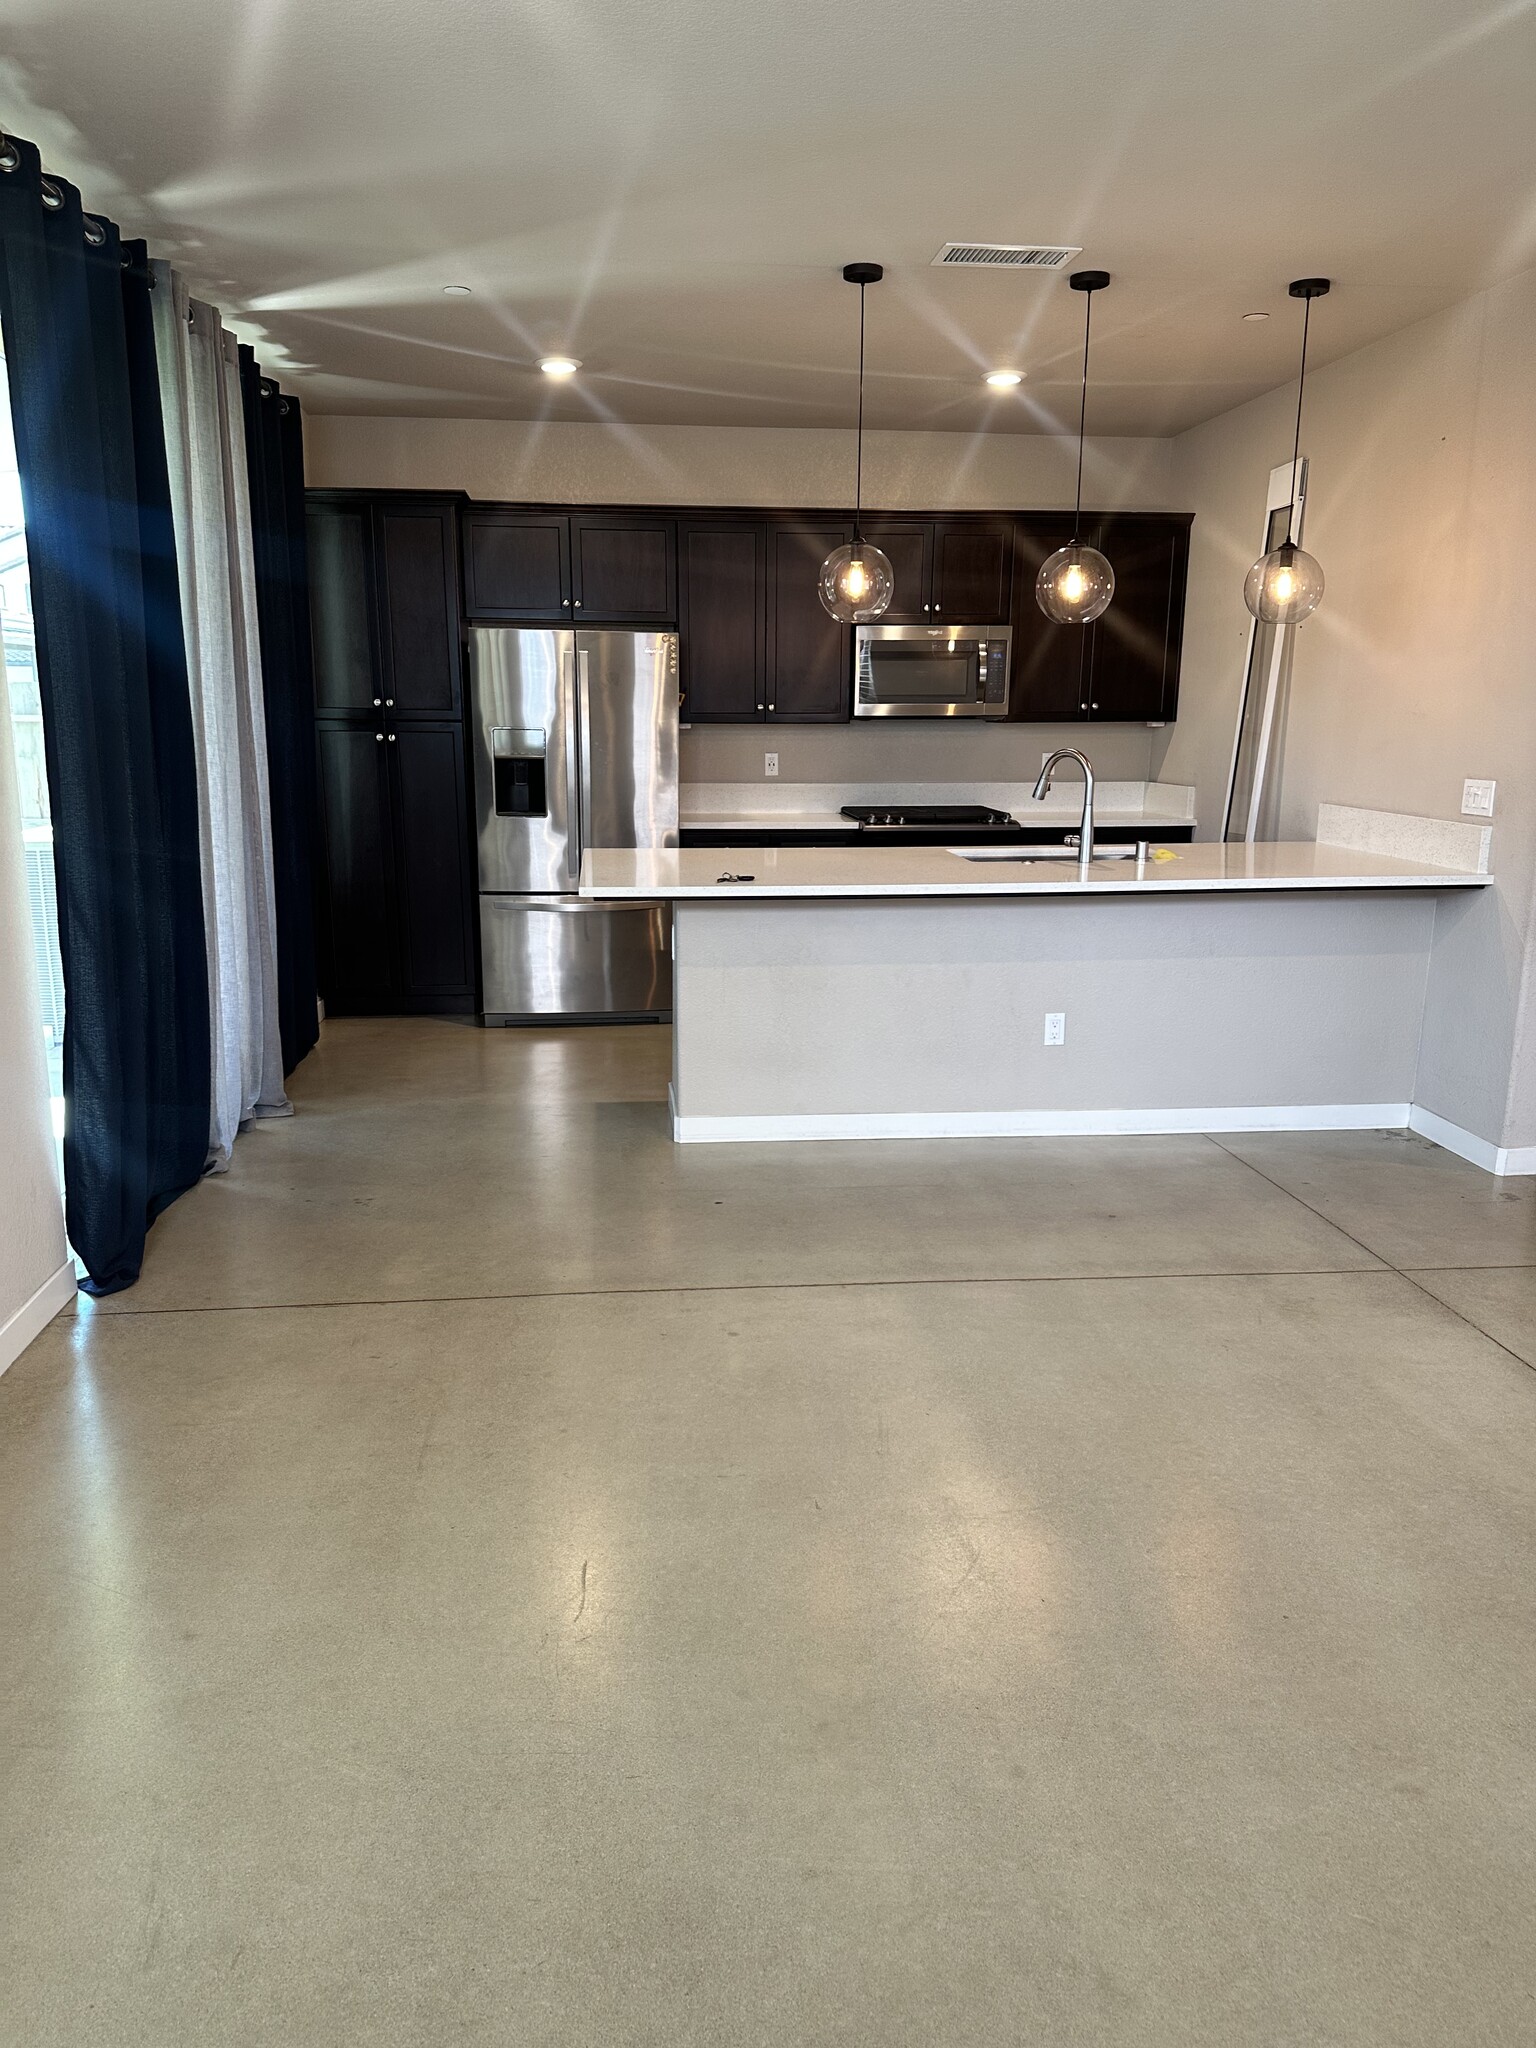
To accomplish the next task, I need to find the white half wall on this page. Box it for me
[1157,264,1536,1153]
[0,645,70,1375]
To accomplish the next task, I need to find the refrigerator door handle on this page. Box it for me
[563,646,581,882]
[577,647,594,868]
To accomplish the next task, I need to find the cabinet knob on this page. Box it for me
[385,697,394,706]
[573,599,583,609]
[388,733,397,742]
[374,732,384,742]
[562,598,571,608]
[1091,702,1099,710]
[372,697,381,706]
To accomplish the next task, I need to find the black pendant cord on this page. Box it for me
[1072,287,1092,545]
[1284,291,1312,550]
[853,281,866,548]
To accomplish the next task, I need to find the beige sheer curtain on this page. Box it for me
[152,264,288,1167]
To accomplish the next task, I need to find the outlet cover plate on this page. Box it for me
[1044,1012,1066,1046]
[764,752,779,778]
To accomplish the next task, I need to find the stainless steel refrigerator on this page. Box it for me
[468,627,678,1022]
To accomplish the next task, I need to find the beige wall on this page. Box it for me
[0,645,70,1371]
[680,722,1156,787]
[303,415,1175,513]
[1156,265,1536,1150]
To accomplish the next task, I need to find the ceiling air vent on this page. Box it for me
[932,242,1082,270]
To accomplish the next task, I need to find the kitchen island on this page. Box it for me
[580,832,1491,1144]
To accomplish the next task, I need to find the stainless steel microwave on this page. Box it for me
[853,622,1012,718]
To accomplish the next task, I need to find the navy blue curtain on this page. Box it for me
[0,137,209,1292]
[238,344,319,1074]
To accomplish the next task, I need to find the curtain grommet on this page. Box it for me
[0,133,19,174]
[40,176,64,211]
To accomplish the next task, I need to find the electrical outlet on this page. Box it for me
[1043,1012,1066,1047]
[1462,778,1495,817]
[764,752,779,778]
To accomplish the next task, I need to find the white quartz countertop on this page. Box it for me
[582,842,1493,900]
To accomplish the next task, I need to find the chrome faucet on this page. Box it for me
[1033,748,1096,875]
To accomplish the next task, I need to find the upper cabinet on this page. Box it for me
[1081,514,1191,723]
[767,523,854,721]
[463,513,568,619]
[308,493,463,718]
[462,509,677,622]
[679,518,853,722]
[679,521,765,722]
[1010,512,1192,725]
[863,516,1013,622]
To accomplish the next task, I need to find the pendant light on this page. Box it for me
[1037,270,1115,626]
[819,262,895,624]
[1245,277,1330,625]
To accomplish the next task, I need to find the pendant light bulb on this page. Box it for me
[1036,269,1114,628]
[820,540,895,624]
[820,262,894,625]
[1037,541,1115,624]
[1244,540,1325,625]
[1245,278,1330,624]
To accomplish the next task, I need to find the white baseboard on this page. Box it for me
[1408,1105,1536,1177]
[670,1101,1412,1145]
[0,1259,76,1378]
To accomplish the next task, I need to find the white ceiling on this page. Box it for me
[4,0,1535,434]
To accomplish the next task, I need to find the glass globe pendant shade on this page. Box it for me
[818,540,895,624]
[1036,543,1115,626]
[1243,541,1324,625]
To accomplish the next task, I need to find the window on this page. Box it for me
[0,330,66,1140]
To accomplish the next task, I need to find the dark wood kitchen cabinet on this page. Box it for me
[462,509,677,622]
[306,489,477,1015]
[463,512,568,619]
[1081,514,1191,723]
[313,719,476,1014]
[678,517,852,722]
[1010,511,1191,724]
[308,493,463,716]
[767,522,854,720]
[678,521,765,721]
[862,516,1012,622]
[1009,514,1086,722]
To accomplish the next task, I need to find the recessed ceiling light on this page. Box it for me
[1242,311,1269,322]
[539,355,581,378]
[442,284,473,295]
[985,368,1024,388]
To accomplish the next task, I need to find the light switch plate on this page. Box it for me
[1462,778,1496,817]
[764,752,779,778]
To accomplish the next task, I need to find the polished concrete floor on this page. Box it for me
[4,1019,1536,2045]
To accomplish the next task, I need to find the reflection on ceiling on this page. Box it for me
[2,0,1533,432]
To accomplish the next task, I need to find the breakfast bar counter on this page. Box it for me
[580,838,1491,1145]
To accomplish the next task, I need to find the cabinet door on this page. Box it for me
[1009,517,1086,721]
[571,516,677,621]
[861,523,930,621]
[316,721,397,1006]
[1084,516,1191,721]
[678,522,765,722]
[767,523,853,722]
[463,513,570,619]
[377,502,461,715]
[307,502,377,713]
[932,521,1012,621]
[390,724,476,999]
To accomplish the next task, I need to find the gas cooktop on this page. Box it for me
[840,804,1016,832]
